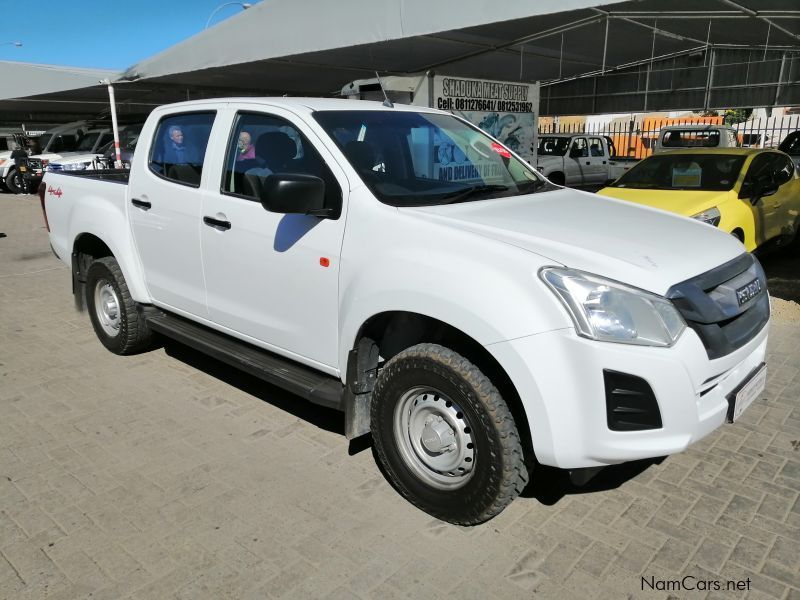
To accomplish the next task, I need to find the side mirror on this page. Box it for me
[259,173,332,218]
[749,175,779,204]
[569,146,581,158]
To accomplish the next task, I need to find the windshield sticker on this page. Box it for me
[671,162,702,188]
[491,142,511,158]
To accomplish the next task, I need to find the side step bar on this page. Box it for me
[142,308,344,410]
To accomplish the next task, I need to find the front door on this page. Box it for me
[566,137,589,185]
[129,111,217,317]
[200,107,349,370]
[743,152,795,245]
[586,137,609,184]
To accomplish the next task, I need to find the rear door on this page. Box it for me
[128,110,217,317]
[199,105,349,370]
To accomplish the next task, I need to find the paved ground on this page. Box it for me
[0,193,798,600]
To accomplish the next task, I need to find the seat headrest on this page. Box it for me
[255,132,296,167]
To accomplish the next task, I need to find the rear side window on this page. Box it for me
[571,138,588,157]
[662,129,720,148]
[149,112,215,187]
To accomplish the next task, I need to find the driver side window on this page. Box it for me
[741,153,790,198]
[221,112,342,210]
[571,138,588,158]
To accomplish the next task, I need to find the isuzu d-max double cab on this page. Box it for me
[41,98,770,525]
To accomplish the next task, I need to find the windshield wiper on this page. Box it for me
[440,184,510,204]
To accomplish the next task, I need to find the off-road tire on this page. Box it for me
[85,256,154,355]
[371,343,528,525]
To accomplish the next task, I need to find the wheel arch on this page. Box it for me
[71,230,149,308]
[348,310,536,468]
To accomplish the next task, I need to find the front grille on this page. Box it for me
[667,253,769,360]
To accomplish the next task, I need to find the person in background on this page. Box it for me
[163,125,194,164]
[237,131,255,161]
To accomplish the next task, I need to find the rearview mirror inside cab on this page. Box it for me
[258,173,332,218]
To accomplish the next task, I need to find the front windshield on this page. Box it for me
[610,153,746,191]
[537,137,570,156]
[313,110,545,207]
[34,134,51,153]
[76,132,103,152]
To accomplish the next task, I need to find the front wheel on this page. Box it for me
[4,168,21,194]
[85,256,154,355]
[371,343,528,525]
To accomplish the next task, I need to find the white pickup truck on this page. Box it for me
[41,98,770,524]
[535,133,635,187]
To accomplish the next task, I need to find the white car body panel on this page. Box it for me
[44,179,149,302]
[405,189,745,296]
[0,150,12,180]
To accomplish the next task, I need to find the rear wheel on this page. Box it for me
[85,256,154,355]
[371,343,528,525]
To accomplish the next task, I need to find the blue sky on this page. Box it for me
[0,1,258,71]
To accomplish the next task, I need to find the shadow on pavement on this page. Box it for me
[522,457,665,505]
[759,243,800,304]
[162,340,345,436]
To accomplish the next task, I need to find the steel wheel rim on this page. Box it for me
[94,280,121,337]
[393,386,476,490]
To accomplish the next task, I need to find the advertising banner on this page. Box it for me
[432,76,539,175]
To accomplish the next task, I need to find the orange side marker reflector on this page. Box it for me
[319,257,330,267]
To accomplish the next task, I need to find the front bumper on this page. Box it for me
[488,319,769,469]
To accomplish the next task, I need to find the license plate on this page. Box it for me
[736,278,762,306]
[726,363,766,422]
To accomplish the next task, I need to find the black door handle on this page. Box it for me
[131,198,151,210]
[602,161,607,165]
[585,161,591,165]
[203,216,232,231]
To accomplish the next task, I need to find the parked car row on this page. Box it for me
[1,122,141,194]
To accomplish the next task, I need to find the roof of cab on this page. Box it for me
[645,147,778,157]
[153,97,445,115]
[659,124,735,131]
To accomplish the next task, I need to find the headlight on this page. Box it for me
[64,162,91,171]
[691,207,721,227]
[540,268,686,347]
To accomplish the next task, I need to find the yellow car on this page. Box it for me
[597,148,800,252]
